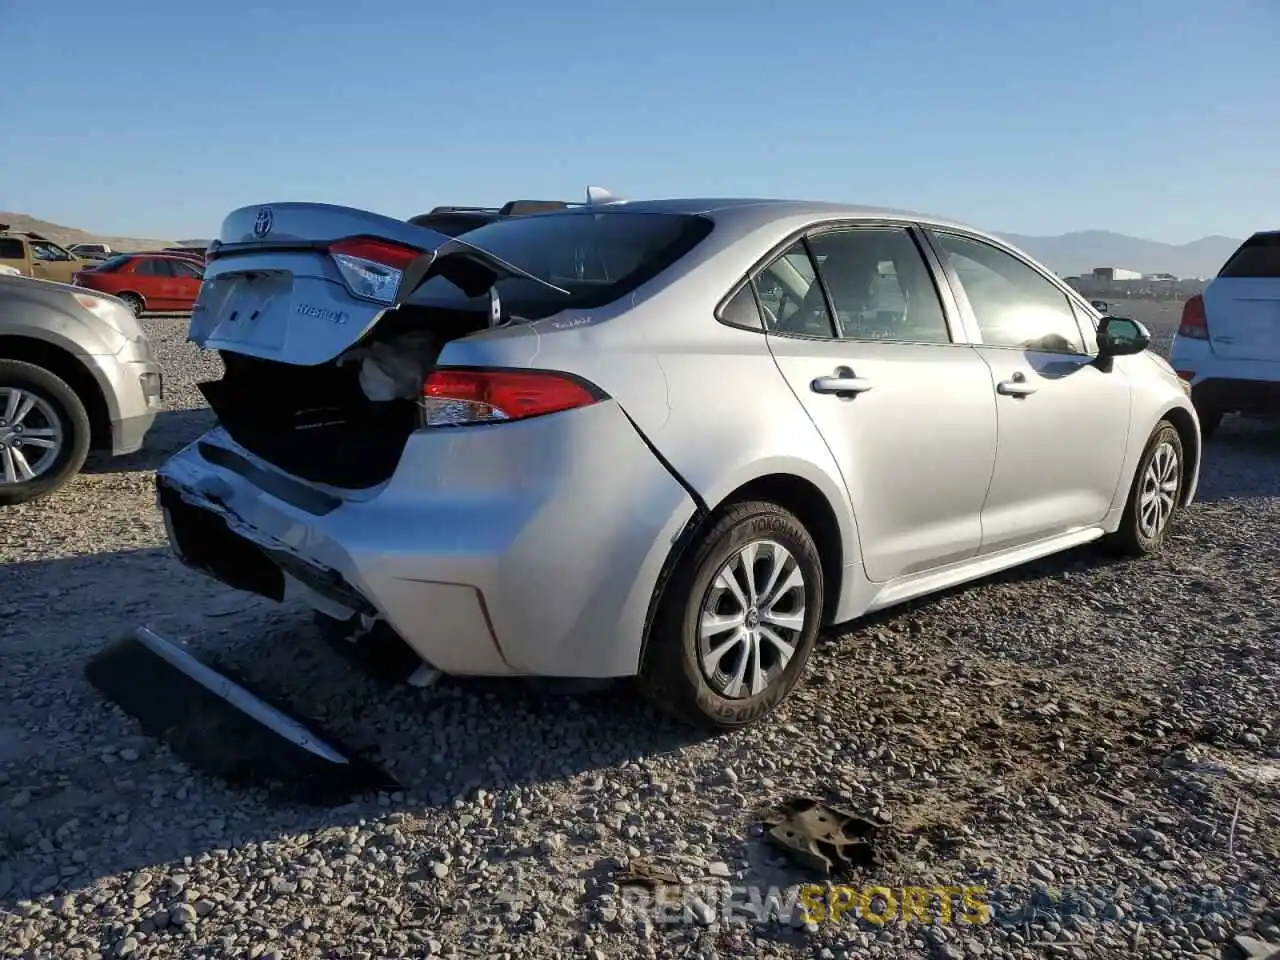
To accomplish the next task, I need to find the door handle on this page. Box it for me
[811,366,873,397]
[996,372,1037,397]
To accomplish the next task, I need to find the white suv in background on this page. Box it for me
[1170,231,1280,437]
[68,242,113,259]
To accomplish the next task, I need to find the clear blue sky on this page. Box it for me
[1,0,1276,242]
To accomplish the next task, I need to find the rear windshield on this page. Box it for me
[405,211,714,319]
[96,255,132,272]
[1218,232,1280,279]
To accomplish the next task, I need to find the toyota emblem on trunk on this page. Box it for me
[253,207,273,238]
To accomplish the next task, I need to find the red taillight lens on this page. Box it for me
[1178,295,1209,339]
[327,236,424,304]
[328,237,423,270]
[420,368,603,426]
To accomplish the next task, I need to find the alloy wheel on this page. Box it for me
[0,386,64,485]
[1138,440,1179,539]
[697,539,807,699]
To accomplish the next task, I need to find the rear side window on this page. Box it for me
[806,227,952,343]
[405,212,714,320]
[134,258,175,277]
[1218,232,1280,278]
[720,283,765,330]
[0,238,23,259]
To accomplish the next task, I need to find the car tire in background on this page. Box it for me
[1103,420,1185,557]
[0,359,92,506]
[117,293,144,317]
[638,500,823,730]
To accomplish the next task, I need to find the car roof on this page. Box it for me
[514,197,994,242]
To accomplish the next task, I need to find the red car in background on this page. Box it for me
[72,252,204,316]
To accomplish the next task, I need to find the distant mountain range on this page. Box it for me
[997,230,1242,280]
[0,212,173,252]
[0,211,1243,280]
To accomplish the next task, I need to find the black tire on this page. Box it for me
[117,292,144,317]
[1103,420,1184,557]
[0,359,92,506]
[637,500,823,731]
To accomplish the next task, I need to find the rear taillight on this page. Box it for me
[420,368,604,427]
[328,236,424,305]
[1178,295,1209,339]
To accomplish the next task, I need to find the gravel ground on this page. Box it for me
[2,301,1278,960]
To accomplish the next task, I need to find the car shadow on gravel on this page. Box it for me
[0,585,714,901]
[1195,419,1280,503]
[84,407,216,475]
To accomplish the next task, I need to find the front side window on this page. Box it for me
[806,227,951,343]
[932,232,1085,354]
[30,242,72,262]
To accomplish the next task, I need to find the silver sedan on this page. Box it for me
[157,197,1201,728]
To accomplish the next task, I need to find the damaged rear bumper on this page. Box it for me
[155,401,699,679]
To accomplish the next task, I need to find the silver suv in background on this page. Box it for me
[0,275,162,504]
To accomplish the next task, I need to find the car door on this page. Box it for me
[28,241,81,282]
[923,229,1132,554]
[168,258,205,310]
[131,257,175,308]
[758,223,998,582]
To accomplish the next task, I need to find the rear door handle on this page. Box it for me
[811,366,873,397]
[996,372,1037,397]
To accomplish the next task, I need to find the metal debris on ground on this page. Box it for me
[762,796,884,876]
[85,625,400,805]
[615,857,682,889]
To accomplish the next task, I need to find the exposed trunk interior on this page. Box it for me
[198,306,487,489]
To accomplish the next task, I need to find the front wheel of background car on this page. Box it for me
[1104,420,1184,557]
[637,500,824,731]
[118,293,144,317]
[0,360,91,506]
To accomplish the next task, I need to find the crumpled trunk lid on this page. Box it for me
[190,202,565,367]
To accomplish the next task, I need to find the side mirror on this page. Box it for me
[1097,316,1150,358]
[1090,299,1109,313]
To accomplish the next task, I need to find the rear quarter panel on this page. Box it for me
[437,211,865,617]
